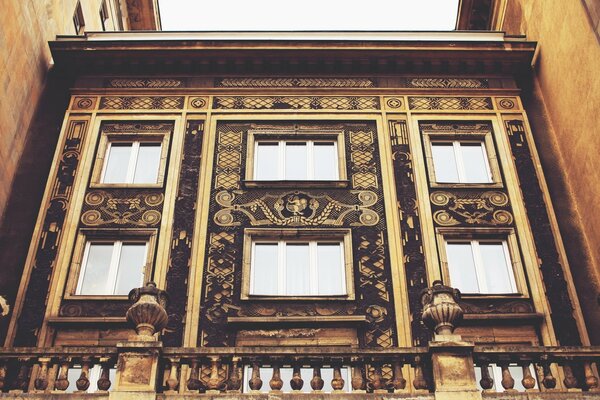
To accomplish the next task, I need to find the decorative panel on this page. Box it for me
[407,78,489,89]
[388,120,430,346]
[408,97,493,111]
[15,118,90,346]
[99,96,184,110]
[105,79,185,88]
[212,96,380,110]
[505,120,582,346]
[162,120,205,346]
[199,122,397,348]
[215,78,376,88]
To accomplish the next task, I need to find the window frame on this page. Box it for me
[244,129,348,189]
[436,227,527,298]
[99,0,109,31]
[422,129,502,188]
[73,1,85,35]
[65,229,157,300]
[90,131,170,188]
[241,228,355,300]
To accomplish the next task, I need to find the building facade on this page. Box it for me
[1,1,600,399]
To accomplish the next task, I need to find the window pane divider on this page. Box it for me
[107,241,123,295]
[454,141,468,183]
[278,241,286,296]
[125,142,141,183]
[309,242,318,295]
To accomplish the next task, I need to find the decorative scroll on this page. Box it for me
[407,78,489,89]
[162,121,204,346]
[102,122,174,133]
[388,120,430,346]
[106,79,184,88]
[460,298,535,315]
[213,96,380,110]
[430,191,514,227]
[80,190,164,228]
[199,122,397,349]
[214,190,379,227]
[15,119,89,346]
[505,120,582,346]
[408,97,493,111]
[99,96,184,110]
[71,97,96,110]
[215,78,376,88]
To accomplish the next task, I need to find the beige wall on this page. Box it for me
[503,0,600,343]
[0,0,122,223]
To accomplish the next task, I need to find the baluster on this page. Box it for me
[54,358,70,392]
[97,357,112,392]
[0,361,7,392]
[290,360,304,392]
[521,362,536,390]
[499,363,515,391]
[478,362,494,391]
[563,363,579,390]
[269,362,283,392]
[206,356,224,392]
[584,362,599,391]
[351,359,366,392]
[412,356,428,391]
[165,357,180,393]
[34,357,51,391]
[13,358,30,393]
[310,365,324,392]
[76,357,92,392]
[370,362,386,392]
[540,356,557,389]
[226,356,242,392]
[331,363,345,392]
[392,360,407,392]
[186,359,202,392]
[248,361,263,392]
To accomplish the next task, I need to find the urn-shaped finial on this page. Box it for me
[420,280,463,338]
[126,282,169,341]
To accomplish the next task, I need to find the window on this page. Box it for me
[254,140,338,180]
[101,141,162,184]
[99,0,109,31]
[75,240,148,296]
[242,229,354,299]
[436,228,525,296]
[73,1,85,34]
[431,140,492,183]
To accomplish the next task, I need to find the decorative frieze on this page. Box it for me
[99,96,185,110]
[408,97,493,110]
[213,96,380,110]
[215,78,376,88]
[106,79,185,88]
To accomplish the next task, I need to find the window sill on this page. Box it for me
[48,316,128,324]
[460,293,527,299]
[242,180,350,189]
[227,315,367,326]
[430,181,504,189]
[462,313,543,322]
[241,294,355,301]
[63,294,130,301]
[89,183,164,189]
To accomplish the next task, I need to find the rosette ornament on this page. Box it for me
[126,282,169,341]
[420,280,464,337]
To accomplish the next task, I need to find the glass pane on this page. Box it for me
[114,243,147,295]
[285,142,308,180]
[286,243,310,295]
[317,243,345,295]
[255,143,279,180]
[313,142,338,180]
[479,242,515,293]
[461,143,491,183]
[431,143,459,182]
[133,143,162,184]
[103,144,132,183]
[252,243,278,295]
[79,243,114,295]
[446,242,479,293]
[245,367,349,393]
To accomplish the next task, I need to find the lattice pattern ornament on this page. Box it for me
[408,78,489,89]
[215,78,376,88]
[106,79,184,88]
[199,122,397,348]
[99,96,184,110]
[15,119,89,346]
[213,96,380,110]
[408,97,493,110]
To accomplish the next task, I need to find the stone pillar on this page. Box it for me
[421,281,482,400]
[110,282,169,400]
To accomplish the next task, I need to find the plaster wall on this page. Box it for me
[503,0,600,343]
[0,0,121,223]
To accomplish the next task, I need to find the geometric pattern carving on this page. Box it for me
[71,97,96,110]
[215,78,376,88]
[388,120,430,346]
[505,119,582,346]
[430,191,514,226]
[80,190,164,227]
[15,119,89,346]
[163,121,204,346]
[408,78,489,89]
[99,96,184,110]
[106,79,184,88]
[199,122,397,348]
[408,97,493,110]
[213,96,380,110]
[460,298,535,314]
